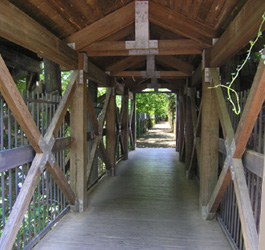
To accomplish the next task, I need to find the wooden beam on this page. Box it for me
[85,40,204,56]
[70,73,87,212]
[200,68,219,213]
[105,56,146,73]
[156,56,194,76]
[121,88,129,160]
[85,59,111,87]
[111,71,188,78]
[106,88,117,175]
[66,2,135,50]
[234,51,265,158]
[0,0,78,69]
[191,63,202,87]
[149,1,217,46]
[211,0,265,67]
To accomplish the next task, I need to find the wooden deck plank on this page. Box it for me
[36,148,231,250]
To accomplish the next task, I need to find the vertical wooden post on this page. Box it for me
[175,92,179,151]
[87,80,98,184]
[131,94,137,150]
[106,87,116,176]
[200,52,219,217]
[122,88,129,160]
[178,88,185,161]
[185,89,194,174]
[70,68,87,212]
[43,58,61,95]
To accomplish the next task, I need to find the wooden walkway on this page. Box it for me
[36,149,231,250]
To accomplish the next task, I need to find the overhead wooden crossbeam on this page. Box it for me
[105,56,146,73]
[156,56,194,76]
[149,1,217,46]
[211,0,265,67]
[205,61,265,250]
[85,40,204,56]
[111,71,188,78]
[0,56,77,249]
[0,0,78,69]
[78,53,111,87]
[66,2,135,51]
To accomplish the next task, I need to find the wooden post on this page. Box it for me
[106,87,116,175]
[43,58,61,95]
[70,70,87,212]
[87,80,98,184]
[199,62,219,217]
[121,88,129,160]
[131,94,137,150]
[178,88,185,161]
[185,89,194,174]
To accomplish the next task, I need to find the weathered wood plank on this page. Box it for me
[0,0,78,69]
[211,0,265,67]
[86,88,99,135]
[66,2,135,50]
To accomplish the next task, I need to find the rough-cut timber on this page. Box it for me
[0,0,78,69]
[211,0,265,67]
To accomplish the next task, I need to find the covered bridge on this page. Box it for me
[0,0,265,249]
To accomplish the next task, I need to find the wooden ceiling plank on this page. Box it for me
[156,56,194,75]
[66,2,135,50]
[0,0,78,69]
[85,39,204,56]
[149,1,217,46]
[105,56,146,72]
[211,0,265,67]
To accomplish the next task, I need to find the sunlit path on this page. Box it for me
[137,121,176,148]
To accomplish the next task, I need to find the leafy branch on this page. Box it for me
[210,12,265,115]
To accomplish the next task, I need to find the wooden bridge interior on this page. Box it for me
[0,0,265,249]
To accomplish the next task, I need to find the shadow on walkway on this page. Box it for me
[137,121,175,148]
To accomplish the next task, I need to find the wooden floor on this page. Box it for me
[36,148,231,250]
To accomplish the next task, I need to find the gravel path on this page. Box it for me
[136,121,176,148]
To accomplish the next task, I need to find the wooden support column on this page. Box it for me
[259,146,265,249]
[122,88,129,160]
[200,55,219,216]
[131,94,137,150]
[178,88,185,161]
[185,88,194,173]
[87,80,98,184]
[106,87,116,176]
[70,70,87,212]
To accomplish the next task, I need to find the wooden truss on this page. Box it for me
[185,51,265,250]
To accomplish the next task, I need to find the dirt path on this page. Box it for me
[136,121,176,148]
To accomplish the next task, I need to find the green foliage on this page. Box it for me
[136,92,175,118]
[210,12,265,115]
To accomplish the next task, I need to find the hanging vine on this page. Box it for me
[210,13,265,115]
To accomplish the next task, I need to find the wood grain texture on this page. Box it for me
[0,0,78,69]
[211,0,265,67]
[36,148,231,250]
